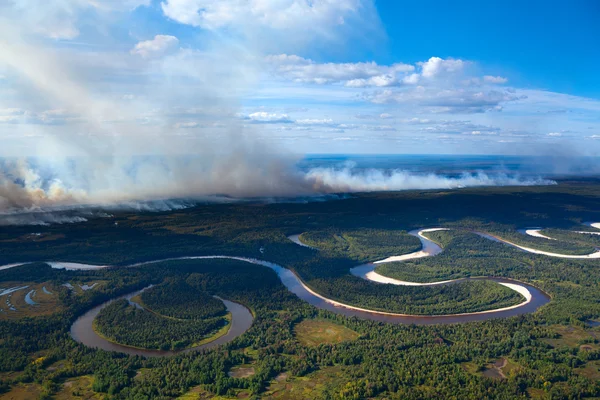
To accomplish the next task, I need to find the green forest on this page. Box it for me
[1,182,600,399]
[139,280,227,320]
[299,228,421,261]
[308,277,524,315]
[94,298,228,351]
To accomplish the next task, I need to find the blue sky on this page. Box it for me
[0,0,599,156]
[377,0,599,97]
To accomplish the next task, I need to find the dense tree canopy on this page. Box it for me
[1,182,600,398]
[140,279,227,320]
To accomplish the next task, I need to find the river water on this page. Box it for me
[4,227,555,356]
[70,289,253,357]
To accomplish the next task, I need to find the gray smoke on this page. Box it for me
[0,156,555,218]
[0,11,557,226]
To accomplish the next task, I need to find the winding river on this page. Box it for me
[70,287,253,357]
[293,228,549,323]
[475,231,600,259]
[4,223,599,356]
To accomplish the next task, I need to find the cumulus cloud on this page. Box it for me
[131,35,179,58]
[266,54,508,95]
[419,57,465,78]
[0,0,590,219]
[160,0,382,52]
[402,73,420,84]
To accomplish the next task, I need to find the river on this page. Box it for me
[70,288,253,357]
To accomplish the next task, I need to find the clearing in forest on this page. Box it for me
[294,319,359,347]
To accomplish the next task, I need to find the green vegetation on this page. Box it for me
[264,365,351,399]
[300,228,421,262]
[54,375,96,399]
[375,230,532,283]
[293,319,360,346]
[487,228,596,255]
[2,182,600,398]
[295,228,518,314]
[543,228,600,248]
[310,277,524,315]
[94,299,227,350]
[139,280,226,320]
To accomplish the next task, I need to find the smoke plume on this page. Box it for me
[0,4,556,225]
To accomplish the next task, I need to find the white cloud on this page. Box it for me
[363,88,525,113]
[131,35,179,58]
[402,73,420,84]
[161,0,365,31]
[402,117,431,124]
[243,112,293,123]
[548,132,562,137]
[484,75,508,84]
[332,136,353,140]
[267,54,414,86]
[345,74,398,88]
[419,57,465,78]
[0,0,597,158]
[267,55,510,93]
